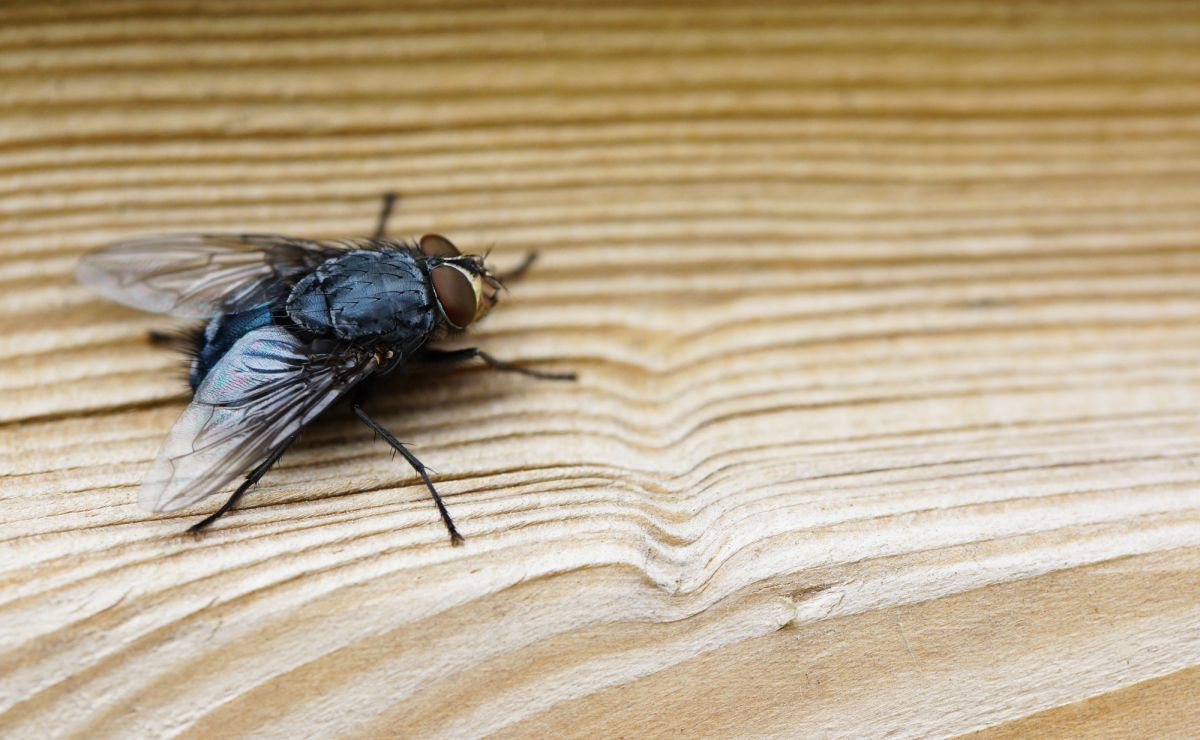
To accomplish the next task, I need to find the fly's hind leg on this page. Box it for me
[148,329,197,353]
[352,401,464,545]
[416,347,576,381]
[373,191,399,240]
[187,431,300,533]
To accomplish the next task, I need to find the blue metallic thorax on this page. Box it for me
[285,249,435,345]
[189,247,436,390]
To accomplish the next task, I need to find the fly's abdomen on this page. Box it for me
[189,304,275,390]
[285,249,435,346]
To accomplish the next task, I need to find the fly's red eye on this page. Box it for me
[431,265,476,328]
[420,234,460,258]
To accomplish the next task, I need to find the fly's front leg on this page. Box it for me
[416,347,576,381]
[496,252,538,283]
[373,191,398,240]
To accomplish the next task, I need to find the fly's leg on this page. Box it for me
[352,402,464,546]
[148,329,196,350]
[496,252,538,283]
[416,347,576,381]
[187,431,300,533]
[373,191,399,240]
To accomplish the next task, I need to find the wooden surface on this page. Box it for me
[2,1,1200,737]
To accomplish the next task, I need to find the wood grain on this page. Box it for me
[2,1,1199,737]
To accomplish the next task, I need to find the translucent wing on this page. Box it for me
[139,325,379,512]
[76,233,344,319]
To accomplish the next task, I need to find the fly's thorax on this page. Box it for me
[284,249,435,349]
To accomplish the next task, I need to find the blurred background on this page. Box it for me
[2,1,1199,737]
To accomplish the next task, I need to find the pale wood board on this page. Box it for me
[2,1,1199,737]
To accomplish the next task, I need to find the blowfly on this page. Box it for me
[76,193,574,545]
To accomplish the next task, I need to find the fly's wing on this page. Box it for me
[139,325,379,512]
[75,233,345,319]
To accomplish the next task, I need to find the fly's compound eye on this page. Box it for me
[420,234,461,258]
[431,264,478,328]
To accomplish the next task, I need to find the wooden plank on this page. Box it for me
[972,665,1200,740]
[1,0,1198,736]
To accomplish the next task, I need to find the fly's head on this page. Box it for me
[419,234,503,332]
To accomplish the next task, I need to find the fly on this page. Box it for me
[76,193,574,545]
